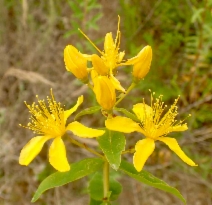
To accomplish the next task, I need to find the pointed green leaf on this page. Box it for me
[32,158,104,202]
[89,173,122,201]
[119,160,186,204]
[74,106,101,120]
[114,107,140,122]
[98,130,126,170]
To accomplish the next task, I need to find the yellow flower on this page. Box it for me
[78,16,152,92]
[93,75,116,111]
[64,45,88,83]
[105,94,197,172]
[19,90,105,172]
[125,46,152,82]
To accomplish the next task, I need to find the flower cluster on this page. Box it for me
[64,16,152,111]
[19,16,197,173]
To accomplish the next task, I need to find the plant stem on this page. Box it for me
[115,82,136,106]
[122,148,135,154]
[86,82,93,91]
[69,137,104,159]
[103,161,109,199]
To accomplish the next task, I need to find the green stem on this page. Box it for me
[122,148,135,154]
[103,161,109,199]
[115,82,136,106]
[86,82,93,91]
[69,137,104,159]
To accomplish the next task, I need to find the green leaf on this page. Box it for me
[98,130,126,170]
[32,158,104,202]
[89,198,102,205]
[89,173,122,201]
[119,160,186,204]
[74,106,101,120]
[114,107,140,123]
[100,202,111,205]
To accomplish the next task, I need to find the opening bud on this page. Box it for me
[132,46,152,82]
[64,45,88,83]
[93,76,116,111]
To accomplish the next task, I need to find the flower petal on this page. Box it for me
[49,137,70,172]
[93,76,116,111]
[105,116,144,134]
[132,103,153,122]
[92,54,108,76]
[124,45,152,65]
[133,138,155,172]
[64,45,88,81]
[91,69,99,84]
[109,72,126,93]
[64,95,83,122]
[19,136,51,166]
[158,137,197,166]
[171,124,188,132]
[66,121,105,138]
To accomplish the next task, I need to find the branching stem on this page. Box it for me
[115,82,136,106]
[69,137,104,159]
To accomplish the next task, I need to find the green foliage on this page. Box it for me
[98,130,126,170]
[89,173,122,202]
[119,160,186,204]
[65,0,103,52]
[32,158,104,202]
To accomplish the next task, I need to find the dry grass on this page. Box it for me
[0,1,211,205]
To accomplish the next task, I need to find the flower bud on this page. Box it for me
[132,46,152,82]
[64,45,88,83]
[91,54,108,75]
[93,76,116,111]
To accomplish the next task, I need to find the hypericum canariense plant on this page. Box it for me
[19,16,197,205]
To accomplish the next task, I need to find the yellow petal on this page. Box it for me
[64,95,83,122]
[158,137,197,166]
[125,45,152,64]
[105,116,144,134]
[64,45,88,81]
[82,54,92,61]
[118,51,125,63]
[133,138,155,172]
[104,32,115,53]
[109,73,126,93]
[91,69,99,84]
[49,137,70,172]
[133,103,153,122]
[171,124,188,132]
[92,54,108,75]
[66,121,105,138]
[19,136,51,166]
[93,76,116,111]
[132,46,152,79]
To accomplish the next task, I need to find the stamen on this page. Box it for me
[21,91,66,136]
[78,28,103,54]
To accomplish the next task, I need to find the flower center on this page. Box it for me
[20,92,66,137]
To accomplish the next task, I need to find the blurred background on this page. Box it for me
[0,0,212,204]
